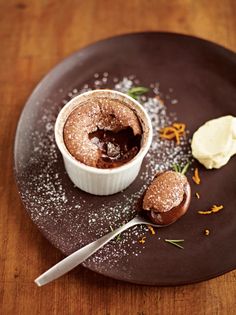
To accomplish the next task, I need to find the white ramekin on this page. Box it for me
[55,89,153,195]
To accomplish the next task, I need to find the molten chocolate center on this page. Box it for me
[89,127,141,168]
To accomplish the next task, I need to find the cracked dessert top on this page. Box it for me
[63,97,142,168]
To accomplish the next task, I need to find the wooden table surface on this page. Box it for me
[1,0,236,314]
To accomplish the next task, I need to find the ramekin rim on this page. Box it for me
[54,89,153,175]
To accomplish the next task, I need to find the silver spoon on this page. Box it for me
[35,214,165,286]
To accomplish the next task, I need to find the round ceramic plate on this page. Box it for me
[14,32,236,285]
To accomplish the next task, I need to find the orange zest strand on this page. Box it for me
[159,123,186,145]
[160,128,177,140]
[198,205,223,215]
[139,236,146,244]
[198,210,211,215]
[175,132,180,145]
[147,225,156,235]
[211,205,224,213]
[172,123,186,133]
[195,192,200,199]
[192,168,201,184]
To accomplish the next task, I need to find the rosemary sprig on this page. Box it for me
[110,225,121,241]
[172,161,190,175]
[181,161,190,175]
[116,234,121,241]
[165,239,184,249]
[173,163,181,173]
[127,86,149,100]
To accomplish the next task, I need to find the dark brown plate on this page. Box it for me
[14,32,236,285]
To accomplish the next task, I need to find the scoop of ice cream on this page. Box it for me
[191,115,236,169]
[143,171,191,225]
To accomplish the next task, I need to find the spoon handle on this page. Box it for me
[34,217,139,286]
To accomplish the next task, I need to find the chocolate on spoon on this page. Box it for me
[142,169,191,225]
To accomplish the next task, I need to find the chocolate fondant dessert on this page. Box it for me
[143,171,191,225]
[63,97,142,168]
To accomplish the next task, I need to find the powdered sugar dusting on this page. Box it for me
[16,73,192,275]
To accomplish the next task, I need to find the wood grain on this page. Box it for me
[1,0,236,314]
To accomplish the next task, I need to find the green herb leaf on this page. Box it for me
[165,239,184,249]
[110,225,121,241]
[173,164,179,173]
[181,161,190,175]
[127,92,138,100]
[128,87,149,95]
[116,234,121,241]
[127,86,149,100]
[172,161,190,175]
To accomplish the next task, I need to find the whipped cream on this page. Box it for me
[191,115,236,169]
